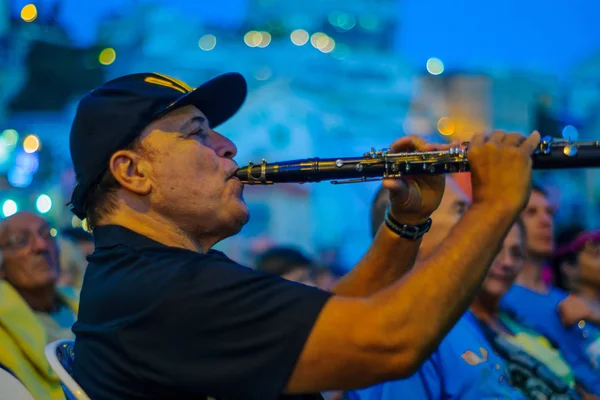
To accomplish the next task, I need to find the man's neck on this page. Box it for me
[101,206,217,253]
[19,286,58,313]
[516,255,546,292]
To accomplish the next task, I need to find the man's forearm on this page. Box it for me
[364,203,518,370]
[331,226,421,297]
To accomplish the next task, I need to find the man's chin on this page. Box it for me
[227,205,250,234]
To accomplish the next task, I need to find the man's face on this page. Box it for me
[481,224,526,298]
[0,212,60,291]
[418,179,470,259]
[134,105,248,240]
[521,191,555,258]
[578,240,600,288]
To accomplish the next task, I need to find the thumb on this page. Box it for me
[382,178,409,205]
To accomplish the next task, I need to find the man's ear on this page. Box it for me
[109,150,152,195]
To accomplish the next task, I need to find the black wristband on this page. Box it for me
[384,207,432,240]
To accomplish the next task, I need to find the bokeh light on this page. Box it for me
[36,194,52,214]
[8,168,33,188]
[1,129,19,146]
[23,134,40,153]
[198,34,217,51]
[244,31,263,47]
[50,228,58,237]
[320,37,336,53]
[337,13,356,30]
[71,216,82,228]
[437,117,456,136]
[2,200,18,217]
[290,29,309,46]
[562,125,579,141]
[99,48,116,65]
[20,4,37,22]
[16,151,40,174]
[254,66,272,81]
[0,138,7,163]
[310,33,331,50]
[359,15,379,30]
[257,31,271,48]
[426,57,444,75]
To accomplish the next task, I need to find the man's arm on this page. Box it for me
[285,203,516,393]
[558,294,600,326]
[332,136,447,297]
[285,130,541,394]
[331,223,422,297]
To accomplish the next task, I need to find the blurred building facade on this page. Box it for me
[0,1,599,267]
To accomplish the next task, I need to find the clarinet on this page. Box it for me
[235,136,600,185]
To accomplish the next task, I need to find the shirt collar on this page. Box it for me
[93,225,168,250]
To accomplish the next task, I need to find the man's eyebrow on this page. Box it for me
[179,115,208,131]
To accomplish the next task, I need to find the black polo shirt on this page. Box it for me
[73,225,332,400]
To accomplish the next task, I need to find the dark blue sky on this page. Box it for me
[400,0,600,76]
[10,0,600,77]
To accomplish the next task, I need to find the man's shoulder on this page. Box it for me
[91,241,246,277]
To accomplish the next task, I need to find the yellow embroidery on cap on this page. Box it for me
[144,77,188,94]
[153,72,193,92]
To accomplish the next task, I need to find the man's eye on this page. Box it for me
[189,129,207,138]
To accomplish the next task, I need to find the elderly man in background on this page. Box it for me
[0,212,78,400]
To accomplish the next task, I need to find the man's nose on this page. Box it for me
[211,130,238,159]
[31,233,50,252]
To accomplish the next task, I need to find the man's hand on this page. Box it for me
[383,136,454,225]
[468,130,541,212]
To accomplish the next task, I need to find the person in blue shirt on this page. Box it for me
[501,187,600,395]
[350,180,586,400]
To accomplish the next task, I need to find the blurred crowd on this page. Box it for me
[0,175,599,399]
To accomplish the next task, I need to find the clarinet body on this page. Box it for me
[235,137,600,185]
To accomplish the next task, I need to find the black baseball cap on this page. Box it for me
[68,72,247,220]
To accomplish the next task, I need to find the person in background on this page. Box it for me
[552,229,600,302]
[501,188,600,391]
[0,212,79,400]
[514,184,556,291]
[551,228,600,374]
[255,247,342,400]
[56,236,87,289]
[56,227,94,288]
[255,246,317,286]
[61,228,94,258]
[552,226,586,292]
[350,182,592,399]
[312,266,344,292]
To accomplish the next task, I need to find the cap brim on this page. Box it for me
[159,72,247,128]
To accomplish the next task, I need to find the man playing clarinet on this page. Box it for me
[68,71,539,400]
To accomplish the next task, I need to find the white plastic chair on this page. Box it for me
[44,340,91,400]
[0,367,35,400]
